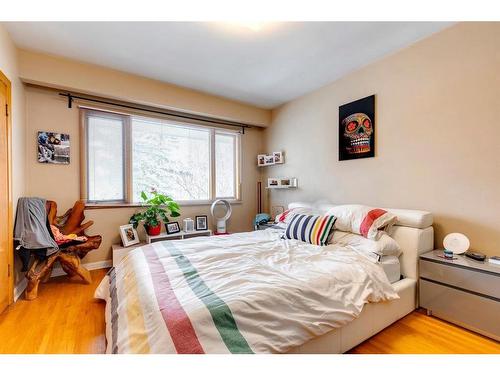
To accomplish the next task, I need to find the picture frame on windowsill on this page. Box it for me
[195,215,208,231]
[165,221,181,235]
[119,224,140,247]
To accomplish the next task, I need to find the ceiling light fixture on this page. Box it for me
[225,21,266,32]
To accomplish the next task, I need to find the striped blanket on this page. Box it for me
[95,230,398,353]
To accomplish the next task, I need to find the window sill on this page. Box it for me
[84,200,243,210]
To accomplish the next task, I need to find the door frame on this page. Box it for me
[0,69,13,305]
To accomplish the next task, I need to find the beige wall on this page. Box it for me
[25,86,264,264]
[0,25,26,284]
[19,50,271,127]
[266,22,500,256]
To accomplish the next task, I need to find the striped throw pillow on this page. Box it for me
[284,214,336,246]
[326,205,397,240]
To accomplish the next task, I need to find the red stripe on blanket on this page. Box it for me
[142,246,205,354]
[360,209,387,238]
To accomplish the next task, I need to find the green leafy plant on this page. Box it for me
[129,190,181,229]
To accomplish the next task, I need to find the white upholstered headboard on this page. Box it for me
[287,202,434,280]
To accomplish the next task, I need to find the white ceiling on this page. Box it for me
[4,22,452,108]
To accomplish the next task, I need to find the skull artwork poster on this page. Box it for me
[339,95,375,160]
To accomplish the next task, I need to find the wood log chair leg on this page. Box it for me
[58,252,92,284]
[25,252,60,300]
[41,265,54,283]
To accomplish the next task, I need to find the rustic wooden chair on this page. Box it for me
[25,200,102,300]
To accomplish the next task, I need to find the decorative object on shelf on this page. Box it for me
[129,189,180,236]
[264,155,274,165]
[443,232,470,254]
[24,199,102,300]
[195,215,208,231]
[183,218,195,232]
[166,221,181,235]
[464,250,486,262]
[267,177,298,189]
[273,151,284,164]
[257,151,285,166]
[443,249,455,259]
[339,95,375,161]
[268,178,279,187]
[119,224,140,247]
[37,131,70,164]
[210,199,232,234]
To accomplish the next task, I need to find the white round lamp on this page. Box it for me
[443,233,470,254]
[210,199,232,234]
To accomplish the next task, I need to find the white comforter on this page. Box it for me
[95,229,398,354]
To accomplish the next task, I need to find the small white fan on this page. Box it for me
[210,199,232,234]
[443,233,470,254]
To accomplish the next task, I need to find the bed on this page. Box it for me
[95,203,433,354]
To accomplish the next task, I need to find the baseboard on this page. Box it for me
[50,260,112,277]
[13,260,111,301]
[14,278,28,302]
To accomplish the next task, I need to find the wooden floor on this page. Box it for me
[0,269,107,354]
[0,269,499,354]
[349,310,500,354]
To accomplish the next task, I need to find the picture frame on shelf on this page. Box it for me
[257,154,266,166]
[280,178,291,187]
[273,151,284,164]
[165,221,181,235]
[267,177,298,189]
[119,224,140,247]
[268,178,279,187]
[195,215,208,231]
[281,178,297,188]
[264,155,275,165]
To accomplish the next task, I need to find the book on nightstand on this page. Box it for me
[488,256,500,265]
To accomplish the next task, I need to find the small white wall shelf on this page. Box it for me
[257,151,284,167]
[267,177,298,189]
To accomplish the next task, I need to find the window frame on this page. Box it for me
[80,108,242,207]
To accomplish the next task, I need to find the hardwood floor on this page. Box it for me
[349,309,500,354]
[0,269,107,354]
[0,268,498,354]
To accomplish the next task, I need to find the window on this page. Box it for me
[215,133,237,198]
[86,111,125,202]
[83,109,240,204]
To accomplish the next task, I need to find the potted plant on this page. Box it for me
[129,189,181,236]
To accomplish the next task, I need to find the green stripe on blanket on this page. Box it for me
[161,241,254,354]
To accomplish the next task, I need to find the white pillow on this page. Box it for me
[326,204,397,240]
[331,230,402,257]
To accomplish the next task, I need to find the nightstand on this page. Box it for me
[112,242,146,266]
[419,250,500,341]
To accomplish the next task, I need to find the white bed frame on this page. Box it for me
[287,203,434,353]
[98,202,433,354]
